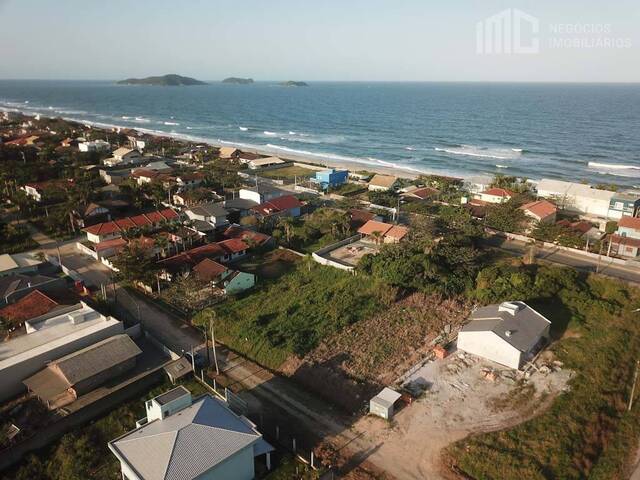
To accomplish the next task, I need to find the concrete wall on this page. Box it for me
[205,446,255,480]
[457,330,522,369]
[618,226,640,240]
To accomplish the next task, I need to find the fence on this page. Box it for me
[312,234,362,271]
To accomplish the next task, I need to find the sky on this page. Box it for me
[0,0,639,82]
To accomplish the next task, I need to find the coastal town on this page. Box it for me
[0,109,640,480]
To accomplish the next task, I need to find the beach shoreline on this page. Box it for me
[6,108,424,180]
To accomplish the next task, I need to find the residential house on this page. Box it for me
[0,290,67,332]
[219,146,241,159]
[520,200,557,225]
[248,156,287,170]
[251,195,303,221]
[476,188,515,204]
[239,185,287,204]
[108,387,273,480]
[74,202,111,228]
[238,151,265,164]
[457,301,551,369]
[0,252,44,277]
[358,220,409,244]
[368,174,399,192]
[21,179,71,202]
[537,179,619,221]
[24,334,141,409]
[222,225,274,248]
[313,169,349,189]
[78,139,111,153]
[193,259,255,295]
[103,147,142,167]
[223,198,259,220]
[610,216,640,258]
[185,203,229,232]
[609,193,640,220]
[82,209,179,244]
[0,302,123,401]
[348,209,383,230]
[0,273,67,305]
[175,172,204,189]
[131,168,160,185]
[400,186,440,201]
[556,219,603,242]
[100,168,132,186]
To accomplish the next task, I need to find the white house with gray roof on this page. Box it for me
[109,386,274,480]
[457,301,551,369]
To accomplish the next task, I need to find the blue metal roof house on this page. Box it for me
[313,169,349,190]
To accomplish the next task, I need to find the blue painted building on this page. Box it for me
[314,169,349,189]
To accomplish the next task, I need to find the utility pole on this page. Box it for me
[629,360,640,412]
[210,316,219,375]
[596,241,604,273]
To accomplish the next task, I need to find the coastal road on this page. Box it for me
[483,235,640,284]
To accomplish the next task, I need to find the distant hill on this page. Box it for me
[222,77,254,84]
[280,81,309,87]
[116,74,207,86]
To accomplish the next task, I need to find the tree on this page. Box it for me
[485,201,527,233]
[111,243,159,287]
[278,216,297,246]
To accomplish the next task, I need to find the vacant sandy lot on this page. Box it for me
[339,351,572,480]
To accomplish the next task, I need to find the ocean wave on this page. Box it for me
[134,117,150,123]
[434,145,522,160]
[239,126,248,131]
[163,121,180,126]
[496,164,509,169]
[588,161,640,178]
[263,131,277,136]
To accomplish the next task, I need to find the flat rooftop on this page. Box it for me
[324,239,380,267]
[0,303,121,367]
[154,385,190,405]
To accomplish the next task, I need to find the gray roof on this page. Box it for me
[190,219,216,232]
[223,198,258,210]
[0,273,56,298]
[51,334,141,385]
[189,203,228,218]
[110,395,267,480]
[462,301,551,352]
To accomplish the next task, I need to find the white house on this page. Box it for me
[0,302,123,401]
[536,179,621,220]
[238,185,287,204]
[457,301,551,369]
[78,139,111,153]
[103,147,142,167]
[109,386,274,480]
[475,188,515,204]
[248,156,286,170]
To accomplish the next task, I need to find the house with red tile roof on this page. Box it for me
[0,290,61,329]
[520,200,557,224]
[611,215,640,257]
[251,195,302,219]
[83,209,179,243]
[476,188,515,204]
[192,259,255,295]
[357,220,409,244]
[222,226,273,247]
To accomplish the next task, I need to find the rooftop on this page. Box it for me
[369,174,398,188]
[109,394,271,480]
[521,200,557,219]
[462,301,551,352]
[0,290,60,325]
[0,252,43,274]
[619,216,640,230]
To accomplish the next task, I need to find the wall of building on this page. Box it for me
[0,321,123,402]
[618,226,640,240]
[457,330,522,369]
[204,446,255,480]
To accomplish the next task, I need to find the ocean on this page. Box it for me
[1,80,639,187]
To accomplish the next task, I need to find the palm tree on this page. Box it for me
[278,217,296,246]
[370,230,384,245]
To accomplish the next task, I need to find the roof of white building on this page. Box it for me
[0,303,121,367]
[0,252,43,274]
[461,301,551,352]
[110,394,272,480]
[537,179,615,202]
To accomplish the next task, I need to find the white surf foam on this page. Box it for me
[496,164,509,169]
[588,161,640,178]
[163,121,180,126]
[435,145,522,160]
[263,131,277,136]
[239,126,248,131]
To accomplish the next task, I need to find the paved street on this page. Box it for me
[483,235,640,285]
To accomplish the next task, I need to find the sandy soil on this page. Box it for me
[334,351,572,480]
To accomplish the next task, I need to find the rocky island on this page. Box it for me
[222,77,254,84]
[116,74,207,86]
[280,81,309,87]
